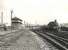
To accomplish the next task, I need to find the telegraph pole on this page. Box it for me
[11,10,13,30]
[1,12,3,25]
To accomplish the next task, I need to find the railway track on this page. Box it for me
[33,31,68,50]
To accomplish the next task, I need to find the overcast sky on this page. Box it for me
[0,0,68,25]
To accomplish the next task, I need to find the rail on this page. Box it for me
[33,31,68,50]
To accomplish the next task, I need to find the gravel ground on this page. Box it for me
[0,29,42,50]
[0,29,59,50]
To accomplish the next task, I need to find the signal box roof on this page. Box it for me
[12,17,22,21]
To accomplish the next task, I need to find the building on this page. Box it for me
[11,17,22,29]
[0,24,6,31]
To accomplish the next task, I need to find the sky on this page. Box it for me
[0,0,68,25]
